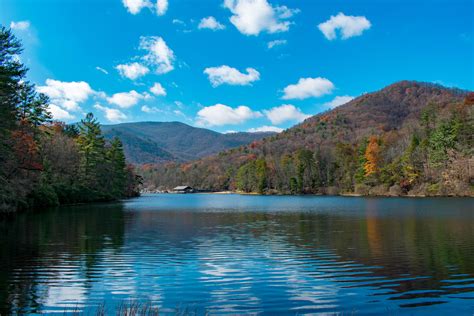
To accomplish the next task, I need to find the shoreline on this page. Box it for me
[143,190,473,198]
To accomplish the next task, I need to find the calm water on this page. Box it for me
[1,194,473,315]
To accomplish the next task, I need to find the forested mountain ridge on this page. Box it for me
[142,81,474,197]
[102,121,275,163]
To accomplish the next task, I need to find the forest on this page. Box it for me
[141,82,474,197]
[0,27,140,213]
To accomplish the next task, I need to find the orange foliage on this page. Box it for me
[364,136,380,177]
[320,115,330,123]
[11,130,43,171]
[181,163,193,172]
[464,93,474,106]
[250,141,260,149]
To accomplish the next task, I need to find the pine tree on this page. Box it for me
[107,137,127,198]
[77,113,106,194]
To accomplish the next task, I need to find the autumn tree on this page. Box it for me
[364,136,381,178]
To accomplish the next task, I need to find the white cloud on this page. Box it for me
[139,36,175,74]
[172,19,185,25]
[248,125,283,133]
[267,39,287,49]
[10,20,30,31]
[94,104,127,123]
[156,0,168,15]
[223,0,298,36]
[115,62,150,80]
[196,104,262,126]
[107,90,144,108]
[198,16,226,30]
[204,65,260,87]
[141,105,163,113]
[282,77,334,100]
[122,0,167,15]
[150,82,166,96]
[122,0,150,14]
[96,66,109,75]
[264,104,309,125]
[318,12,371,40]
[323,95,354,108]
[48,104,75,121]
[37,79,94,112]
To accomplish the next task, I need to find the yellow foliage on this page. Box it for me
[364,136,380,176]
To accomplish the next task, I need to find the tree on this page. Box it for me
[0,27,26,144]
[295,149,317,193]
[364,136,381,178]
[428,121,457,166]
[335,143,356,191]
[77,113,106,195]
[107,137,127,198]
[0,27,33,211]
[236,161,256,192]
[255,158,267,194]
[355,138,368,183]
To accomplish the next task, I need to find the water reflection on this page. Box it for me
[0,195,473,314]
[0,203,126,314]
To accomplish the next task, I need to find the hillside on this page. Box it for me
[102,121,274,163]
[141,81,474,196]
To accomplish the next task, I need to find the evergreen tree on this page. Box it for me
[107,137,127,198]
[77,113,106,195]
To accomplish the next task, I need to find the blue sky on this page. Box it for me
[2,0,473,133]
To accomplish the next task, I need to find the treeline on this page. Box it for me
[0,27,140,213]
[141,84,473,196]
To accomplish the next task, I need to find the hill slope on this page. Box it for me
[142,81,473,196]
[102,121,274,164]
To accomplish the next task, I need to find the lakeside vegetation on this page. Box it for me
[141,82,474,197]
[0,27,140,213]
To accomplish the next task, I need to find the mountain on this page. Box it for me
[101,121,275,164]
[141,81,473,197]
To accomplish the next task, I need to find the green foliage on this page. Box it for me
[255,159,267,194]
[428,120,458,166]
[29,180,59,208]
[334,143,357,191]
[236,161,257,192]
[236,158,268,193]
[355,138,368,184]
[107,137,128,198]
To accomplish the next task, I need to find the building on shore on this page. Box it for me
[172,186,195,193]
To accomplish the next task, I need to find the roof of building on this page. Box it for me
[173,186,192,190]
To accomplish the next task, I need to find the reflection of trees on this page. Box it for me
[0,203,127,314]
[125,208,474,279]
[124,206,474,305]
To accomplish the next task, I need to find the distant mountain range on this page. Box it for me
[102,122,275,164]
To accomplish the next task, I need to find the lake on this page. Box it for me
[0,194,473,315]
